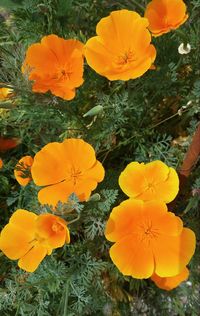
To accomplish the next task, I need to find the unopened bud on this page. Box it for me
[83,105,103,117]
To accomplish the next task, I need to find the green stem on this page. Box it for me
[67,214,80,225]
[131,0,145,11]
[63,280,70,316]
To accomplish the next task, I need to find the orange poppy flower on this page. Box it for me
[144,0,188,37]
[105,199,195,279]
[0,209,70,272]
[84,9,156,81]
[0,158,3,169]
[0,87,13,100]
[14,156,34,186]
[31,138,105,207]
[22,34,84,100]
[151,267,189,290]
[119,160,179,203]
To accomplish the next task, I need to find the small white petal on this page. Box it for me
[178,43,191,55]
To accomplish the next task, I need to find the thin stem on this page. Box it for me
[67,214,80,225]
[150,108,189,129]
[63,280,70,316]
[131,0,145,11]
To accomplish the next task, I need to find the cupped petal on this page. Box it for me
[50,84,76,100]
[18,244,47,272]
[153,167,179,203]
[84,37,114,75]
[41,35,84,66]
[9,209,37,237]
[151,267,189,290]
[164,0,188,26]
[0,224,33,260]
[153,228,196,277]
[62,138,97,172]
[143,201,183,236]
[144,160,170,184]
[119,162,147,198]
[23,42,57,75]
[74,178,99,201]
[31,142,71,186]
[37,180,74,206]
[37,178,95,206]
[105,199,143,242]
[82,160,105,182]
[96,10,143,52]
[110,234,154,279]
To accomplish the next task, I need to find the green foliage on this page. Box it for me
[0,0,199,315]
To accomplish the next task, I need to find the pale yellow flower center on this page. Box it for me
[52,221,64,233]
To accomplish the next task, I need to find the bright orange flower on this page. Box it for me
[151,267,189,290]
[119,160,179,203]
[0,158,3,169]
[31,138,105,207]
[145,0,188,37]
[14,156,34,186]
[84,9,156,81]
[0,209,70,272]
[0,87,13,100]
[22,34,84,100]
[105,199,195,279]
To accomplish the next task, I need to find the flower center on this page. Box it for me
[53,64,73,81]
[116,50,136,66]
[52,222,64,233]
[70,167,82,185]
[139,220,159,243]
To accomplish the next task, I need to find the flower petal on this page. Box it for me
[119,162,147,198]
[144,201,183,236]
[151,267,189,290]
[62,138,97,172]
[31,142,71,186]
[153,167,179,203]
[23,42,57,75]
[110,234,154,279]
[153,228,196,277]
[18,244,47,272]
[145,0,188,37]
[36,214,67,248]
[9,209,37,236]
[105,199,143,242]
[37,180,74,206]
[0,224,33,260]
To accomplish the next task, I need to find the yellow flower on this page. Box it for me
[145,0,188,37]
[105,199,196,279]
[0,209,70,272]
[119,160,179,203]
[84,9,156,80]
[31,138,105,207]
